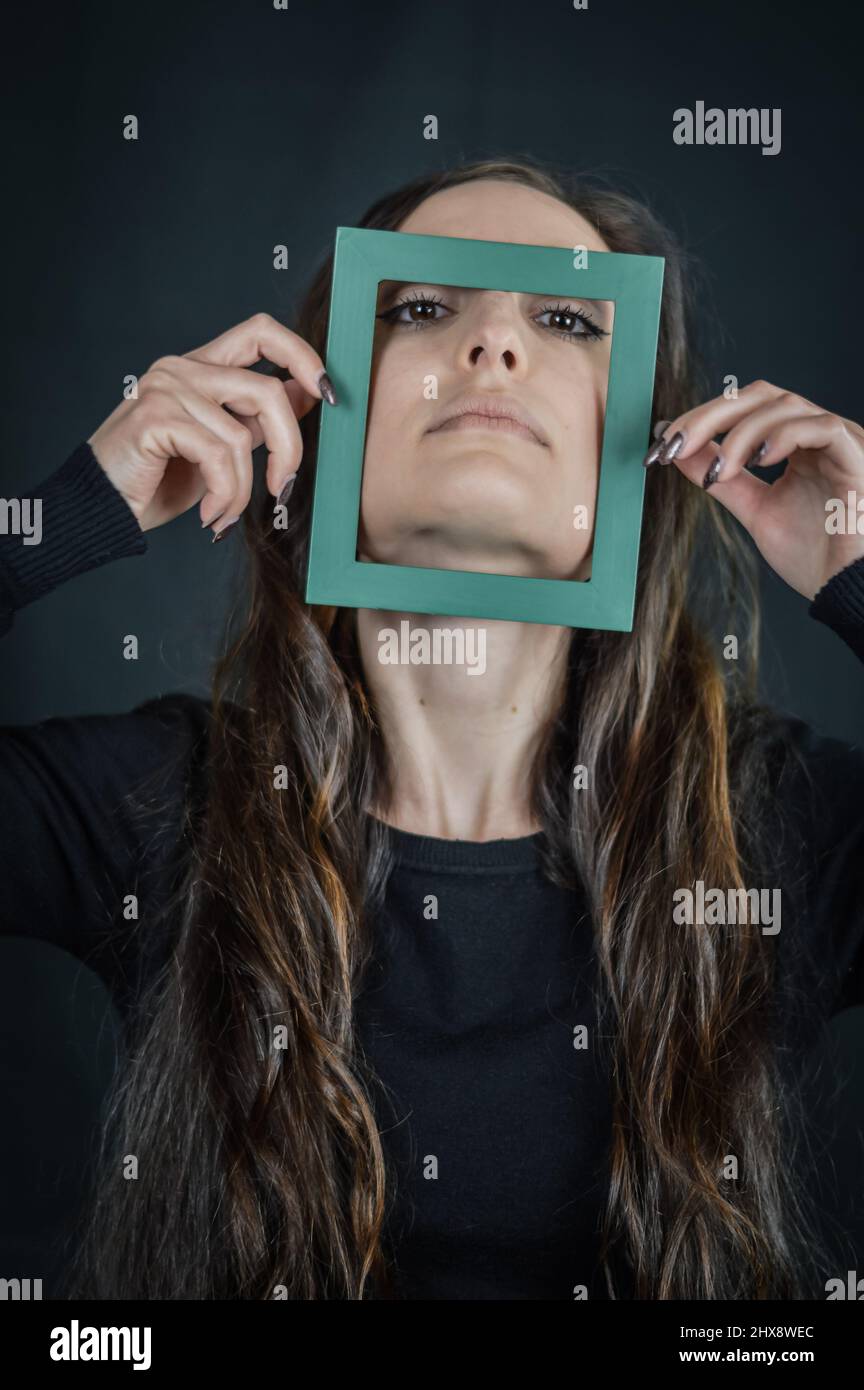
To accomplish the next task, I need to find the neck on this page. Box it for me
[355,608,571,841]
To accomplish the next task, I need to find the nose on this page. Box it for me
[457,291,529,376]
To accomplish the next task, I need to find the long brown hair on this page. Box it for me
[66,157,831,1299]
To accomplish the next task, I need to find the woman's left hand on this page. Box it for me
[645,381,864,601]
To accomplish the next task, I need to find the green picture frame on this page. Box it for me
[304,226,664,630]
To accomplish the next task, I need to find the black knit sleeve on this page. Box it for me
[771,553,864,1018]
[809,552,864,664]
[0,440,147,637]
[0,691,210,1011]
[0,442,207,1008]
[772,719,864,1020]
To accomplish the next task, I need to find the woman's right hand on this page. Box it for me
[87,312,337,536]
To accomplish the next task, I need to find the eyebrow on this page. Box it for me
[376,279,449,301]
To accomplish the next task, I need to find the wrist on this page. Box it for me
[0,440,148,612]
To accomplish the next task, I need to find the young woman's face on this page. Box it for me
[357,179,614,581]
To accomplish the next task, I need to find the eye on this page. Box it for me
[533,302,609,344]
[375,292,611,343]
[376,292,452,329]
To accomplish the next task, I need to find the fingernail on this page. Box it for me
[653,419,672,440]
[201,508,226,529]
[702,454,724,490]
[659,430,686,465]
[275,473,297,508]
[211,516,240,543]
[643,439,667,467]
[318,371,338,406]
[746,440,769,468]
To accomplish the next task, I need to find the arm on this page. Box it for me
[0,684,210,1010]
[0,441,209,1003]
[0,314,333,1000]
[647,379,864,1018]
[809,551,864,667]
[0,440,146,637]
[801,554,864,1014]
[766,554,864,1019]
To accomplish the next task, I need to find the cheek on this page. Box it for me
[362,348,429,520]
[365,346,421,448]
[549,353,610,446]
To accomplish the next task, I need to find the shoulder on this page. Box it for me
[740,703,864,1018]
[0,692,220,1001]
[0,689,214,812]
[754,705,864,837]
[727,694,863,811]
[0,690,220,902]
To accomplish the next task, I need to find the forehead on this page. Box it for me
[396,179,610,254]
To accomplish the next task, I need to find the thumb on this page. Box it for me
[669,440,770,533]
[283,377,319,421]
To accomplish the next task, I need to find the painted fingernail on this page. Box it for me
[275,473,298,508]
[643,439,667,467]
[318,371,338,406]
[746,440,769,468]
[702,454,724,490]
[211,516,240,543]
[659,430,686,465]
[653,419,672,440]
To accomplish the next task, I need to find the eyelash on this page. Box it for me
[377,292,609,344]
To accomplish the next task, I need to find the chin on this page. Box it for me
[422,469,543,522]
[427,444,541,475]
[365,519,568,578]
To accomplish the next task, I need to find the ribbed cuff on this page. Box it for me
[809,553,864,664]
[0,440,147,616]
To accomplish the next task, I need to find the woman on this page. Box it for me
[1,157,863,1301]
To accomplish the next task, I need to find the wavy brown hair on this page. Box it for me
[66,157,830,1299]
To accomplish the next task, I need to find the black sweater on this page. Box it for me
[1,441,864,1300]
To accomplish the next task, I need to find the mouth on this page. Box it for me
[427,395,549,448]
[432,413,545,444]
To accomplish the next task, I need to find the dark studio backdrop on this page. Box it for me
[1,0,862,1296]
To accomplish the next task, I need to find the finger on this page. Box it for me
[140,415,245,530]
[153,382,255,524]
[283,376,320,421]
[700,467,770,531]
[674,413,863,536]
[185,310,335,407]
[223,376,319,460]
[697,397,825,488]
[835,413,864,445]
[737,412,861,479]
[679,409,861,495]
[169,358,310,497]
[666,434,771,531]
[648,380,817,466]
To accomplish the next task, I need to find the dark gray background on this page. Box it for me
[1,0,862,1296]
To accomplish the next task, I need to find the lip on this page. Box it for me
[426,393,549,447]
